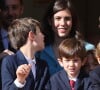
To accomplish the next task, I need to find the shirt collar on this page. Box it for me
[68,71,80,82]
[24,55,36,64]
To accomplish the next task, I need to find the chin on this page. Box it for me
[58,35,67,38]
[39,46,44,51]
[58,33,68,37]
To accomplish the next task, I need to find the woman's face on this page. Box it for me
[51,9,72,38]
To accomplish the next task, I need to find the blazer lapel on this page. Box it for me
[16,51,28,65]
[75,70,86,90]
[16,51,34,77]
[59,70,71,89]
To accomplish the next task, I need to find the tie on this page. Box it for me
[70,80,75,90]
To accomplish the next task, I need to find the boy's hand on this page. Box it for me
[16,64,31,84]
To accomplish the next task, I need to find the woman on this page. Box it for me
[36,0,94,75]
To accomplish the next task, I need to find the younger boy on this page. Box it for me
[1,17,49,90]
[89,42,100,90]
[45,38,91,90]
[95,42,100,64]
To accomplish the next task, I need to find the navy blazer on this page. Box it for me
[1,50,49,90]
[0,29,16,90]
[89,65,100,90]
[45,69,91,90]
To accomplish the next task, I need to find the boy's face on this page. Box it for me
[61,56,83,78]
[33,27,44,51]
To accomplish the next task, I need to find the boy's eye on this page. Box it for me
[73,59,80,62]
[64,59,70,62]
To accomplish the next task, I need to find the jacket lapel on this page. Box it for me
[59,70,71,89]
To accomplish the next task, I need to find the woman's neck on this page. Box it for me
[53,35,67,46]
[52,36,66,59]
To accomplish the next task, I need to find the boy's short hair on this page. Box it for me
[95,42,100,57]
[8,17,41,50]
[58,38,87,61]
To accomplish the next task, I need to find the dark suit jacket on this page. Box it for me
[89,65,100,90]
[45,69,91,90]
[0,28,16,90]
[0,28,17,89]
[1,50,49,90]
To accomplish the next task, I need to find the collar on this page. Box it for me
[68,71,80,82]
[24,55,36,64]
[69,77,77,82]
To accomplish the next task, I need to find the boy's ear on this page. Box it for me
[82,57,88,66]
[28,31,34,41]
[58,58,63,67]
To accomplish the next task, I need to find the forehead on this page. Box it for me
[62,56,81,60]
[54,9,71,17]
[4,0,21,5]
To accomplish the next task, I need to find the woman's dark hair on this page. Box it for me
[42,0,81,46]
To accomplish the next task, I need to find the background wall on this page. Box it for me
[72,0,100,45]
[22,0,49,21]
[23,0,100,46]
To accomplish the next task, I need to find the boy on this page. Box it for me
[95,42,100,64]
[1,17,49,90]
[89,42,100,90]
[45,38,91,90]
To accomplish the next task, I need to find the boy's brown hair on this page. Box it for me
[8,17,42,50]
[95,42,100,58]
[58,38,87,61]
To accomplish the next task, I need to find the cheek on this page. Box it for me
[75,63,82,69]
[67,21,72,28]
[51,20,59,29]
[62,61,68,67]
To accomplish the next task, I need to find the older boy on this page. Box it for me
[1,17,49,90]
[45,38,91,90]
